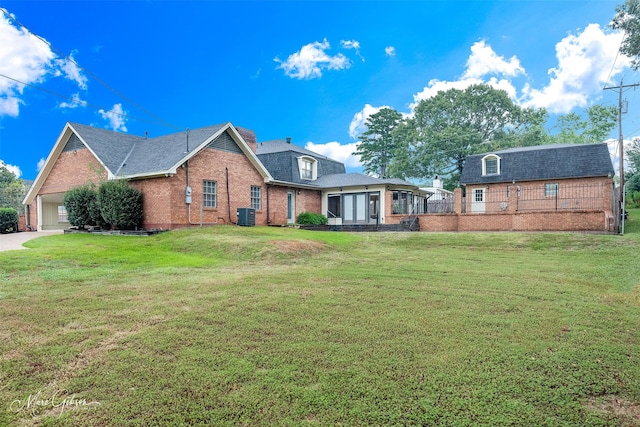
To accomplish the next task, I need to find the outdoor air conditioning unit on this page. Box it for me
[236,208,256,226]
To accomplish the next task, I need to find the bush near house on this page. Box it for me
[96,180,144,230]
[0,207,18,233]
[63,185,101,229]
[297,211,328,225]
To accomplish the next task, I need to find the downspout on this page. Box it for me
[226,167,234,224]
[26,204,31,230]
[266,185,271,224]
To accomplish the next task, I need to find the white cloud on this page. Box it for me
[349,103,391,139]
[341,39,364,62]
[99,103,127,132]
[59,92,87,109]
[385,46,396,57]
[462,40,525,79]
[274,39,351,79]
[305,141,362,168]
[0,159,22,177]
[521,24,628,113]
[0,10,88,117]
[410,41,522,109]
[0,10,55,117]
[53,51,88,90]
[36,157,45,172]
[410,25,627,115]
[341,40,360,50]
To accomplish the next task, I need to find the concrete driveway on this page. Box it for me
[0,231,63,252]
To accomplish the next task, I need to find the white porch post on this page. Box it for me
[36,195,43,231]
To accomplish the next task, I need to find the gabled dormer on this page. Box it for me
[481,154,501,176]
[297,155,317,180]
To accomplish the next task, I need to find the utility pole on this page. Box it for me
[604,80,640,233]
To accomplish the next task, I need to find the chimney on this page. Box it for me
[286,136,291,144]
[237,127,257,153]
[433,175,442,189]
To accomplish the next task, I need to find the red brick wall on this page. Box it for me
[18,214,27,232]
[464,177,614,213]
[412,210,609,232]
[27,148,107,230]
[266,186,322,225]
[130,147,271,229]
[25,202,37,230]
[401,179,613,232]
[39,149,107,195]
[418,214,458,231]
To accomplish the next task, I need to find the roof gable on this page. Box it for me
[68,122,270,180]
[459,143,614,184]
[257,140,345,185]
[25,122,272,204]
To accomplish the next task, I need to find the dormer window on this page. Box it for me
[482,154,500,176]
[298,156,317,180]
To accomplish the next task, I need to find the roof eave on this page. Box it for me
[23,123,115,205]
[168,122,274,182]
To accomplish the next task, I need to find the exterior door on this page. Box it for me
[287,191,295,224]
[368,193,379,224]
[343,193,368,224]
[471,188,485,213]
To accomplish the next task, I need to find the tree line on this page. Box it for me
[353,86,618,191]
[355,1,640,192]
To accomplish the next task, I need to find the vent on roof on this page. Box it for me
[207,130,243,154]
[62,134,86,152]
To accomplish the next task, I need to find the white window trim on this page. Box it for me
[203,180,217,208]
[544,183,558,197]
[297,156,317,180]
[250,185,262,210]
[481,154,501,176]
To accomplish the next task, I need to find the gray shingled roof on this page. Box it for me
[314,173,414,188]
[256,139,346,185]
[70,122,227,176]
[67,124,417,190]
[69,123,142,174]
[459,143,614,185]
[257,140,335,159]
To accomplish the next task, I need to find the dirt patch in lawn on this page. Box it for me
[269,239,327,253]
[585,395,640,425]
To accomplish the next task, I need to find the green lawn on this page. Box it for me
[1,211,639,426]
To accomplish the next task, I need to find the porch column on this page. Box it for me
[453,188,463,214]
[36,195,43,231]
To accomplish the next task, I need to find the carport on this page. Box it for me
[35,193,68,231]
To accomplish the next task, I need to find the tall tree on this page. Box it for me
[553,105,618,143]
[625,138,640,195]
[392,84,545,187]
[0,166,27,213]
[611,0,640,69]
[353,108,404,178]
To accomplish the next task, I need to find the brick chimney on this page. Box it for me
[236,127,257,154]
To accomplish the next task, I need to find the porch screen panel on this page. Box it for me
[356,194,366,221]
[344,195,354,221]
[328,195,341,218]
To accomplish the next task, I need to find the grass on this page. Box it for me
[1,211,639,426]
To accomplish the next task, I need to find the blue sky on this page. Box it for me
[0,0,635,181]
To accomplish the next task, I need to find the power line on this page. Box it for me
[0,7,181,131]
[0,72,173,128]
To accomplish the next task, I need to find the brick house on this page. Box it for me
[23,122,421,230]
[451,143,617,232]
